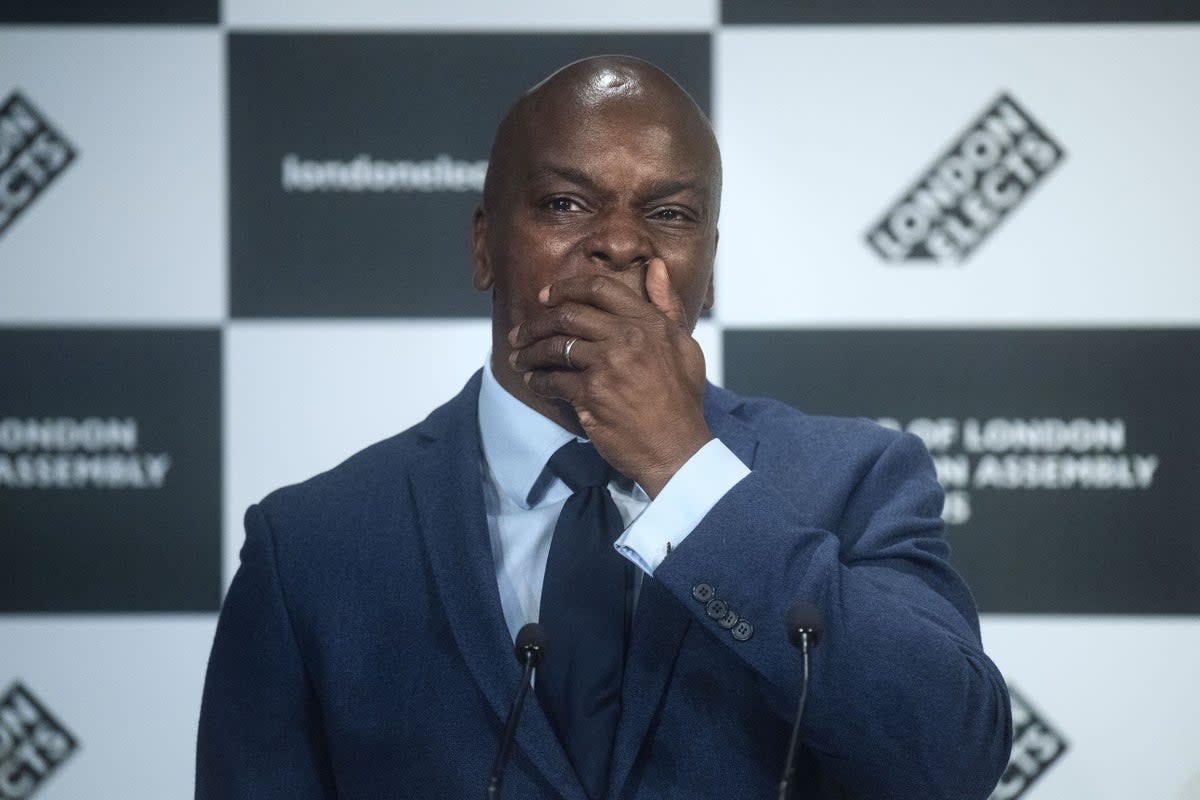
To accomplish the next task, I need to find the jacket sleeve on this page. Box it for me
[195,503,336,799]
[652,430,1012,800]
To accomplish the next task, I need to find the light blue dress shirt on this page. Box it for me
[478,357,750,641]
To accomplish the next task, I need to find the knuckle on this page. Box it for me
[584,371,605,396]
[557,304,577,328]
[587,276,608,296]
[605,344,630,368]
[606,353,629,375]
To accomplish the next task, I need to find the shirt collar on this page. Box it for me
[478,355,578,509]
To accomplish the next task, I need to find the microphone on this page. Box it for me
[486,622,546,800]
[777,603,824,800]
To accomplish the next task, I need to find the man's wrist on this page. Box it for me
[638,427,714,499]
[615,437,751,574]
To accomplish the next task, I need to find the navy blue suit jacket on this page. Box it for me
[197,372,1011,799]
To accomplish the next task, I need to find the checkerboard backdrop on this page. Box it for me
[3,2,1199,797]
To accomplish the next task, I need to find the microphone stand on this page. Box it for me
[778,629,813,800]
[486,631,541,799]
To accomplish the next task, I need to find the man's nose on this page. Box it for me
[584,210,652,271]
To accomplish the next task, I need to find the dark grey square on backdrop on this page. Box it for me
[229,33,711,318]
[0,329,221,612]
[724,328,1200,614]
[722,0,1200,23]
[0,0,217,23]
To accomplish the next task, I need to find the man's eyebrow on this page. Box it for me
[533,164,707,203]
[532,164,600,191]
[639,178,707,202]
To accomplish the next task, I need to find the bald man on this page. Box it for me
[197,57,1012,799]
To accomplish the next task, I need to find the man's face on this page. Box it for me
[473,95,719,337]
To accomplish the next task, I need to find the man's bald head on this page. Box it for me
[481,55,721,215]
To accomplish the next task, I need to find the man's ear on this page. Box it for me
[471,206,493,291]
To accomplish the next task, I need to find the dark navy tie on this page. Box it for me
[535,441,627,800]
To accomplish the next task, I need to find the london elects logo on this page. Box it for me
[989,686,1068,800]
[866,93,1063,264]
[0,91,76,239]
[0,682,79,798]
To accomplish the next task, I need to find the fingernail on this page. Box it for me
[508,350,519,368]
[538,286,550,303]
[523,372,533,384]
[508,324,520,345]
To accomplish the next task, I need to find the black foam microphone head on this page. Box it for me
[514,622,546,666]
[785,603,824,649]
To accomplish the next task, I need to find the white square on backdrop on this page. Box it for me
[224,0,717,30]
[715,26,1200,327]
[0,29,224,324]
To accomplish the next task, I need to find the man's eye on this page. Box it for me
[652,208,689,222]
[547,197,581,212]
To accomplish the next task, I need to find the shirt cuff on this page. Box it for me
[614,438,750,576]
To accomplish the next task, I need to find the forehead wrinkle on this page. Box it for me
[534,115,697,169]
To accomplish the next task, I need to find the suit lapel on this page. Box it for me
[411,371,586,800]
[607,384,760,799]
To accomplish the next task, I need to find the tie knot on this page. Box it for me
[548,441,614,491]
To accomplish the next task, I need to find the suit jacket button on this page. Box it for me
[705,598,728,620]
[731,619,754,642]
[692,583,715,603]
[718,609,739,630]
